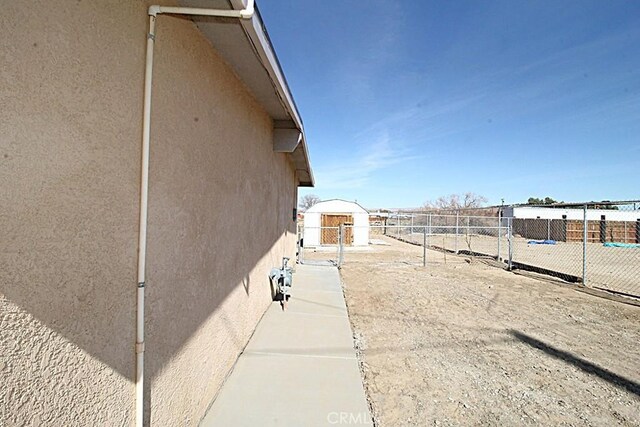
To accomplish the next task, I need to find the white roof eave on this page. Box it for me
[177,0,314,186]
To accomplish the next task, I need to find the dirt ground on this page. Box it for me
[311,237,640,426]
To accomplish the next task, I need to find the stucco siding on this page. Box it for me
[1,1,297,426]
[146,13,297,424]
[1,1,145,425]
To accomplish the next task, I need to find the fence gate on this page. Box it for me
[321,214,353,245]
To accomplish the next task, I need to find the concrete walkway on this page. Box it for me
[200,264,373,427]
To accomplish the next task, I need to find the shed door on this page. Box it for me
[321,214,354,245]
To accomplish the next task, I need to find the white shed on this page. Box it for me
[303,199,369,246]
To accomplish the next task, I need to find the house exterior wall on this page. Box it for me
[0,1,297,426]
[303,201,369,246]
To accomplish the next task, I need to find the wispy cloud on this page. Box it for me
[470,26,640,123]
[507,26,640,78]
[332,0,404,104]
[354,91,487,141]
[315,132,418,189]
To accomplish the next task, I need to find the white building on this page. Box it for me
[503,206,640,221]
[303,200,370,246]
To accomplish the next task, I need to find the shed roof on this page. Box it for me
[306,199,369,214]
[175,0,313,186]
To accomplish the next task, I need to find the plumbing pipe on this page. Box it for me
[135,2,254,426]
[135,13,155,427]
[149,4,255,19]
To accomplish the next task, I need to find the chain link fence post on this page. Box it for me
[467,216,471,254]
[507,217,513,270]
[582,204,588,286]
[423,226,427,267]
[497,213,502,261]
[297,222,304,264]
[337,224,344,269]
[454,211,459,254]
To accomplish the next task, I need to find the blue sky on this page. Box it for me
[259,0,640,209]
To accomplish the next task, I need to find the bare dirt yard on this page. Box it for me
[320,236,640,426]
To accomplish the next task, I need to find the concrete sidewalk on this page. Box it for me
[200,264,373,427]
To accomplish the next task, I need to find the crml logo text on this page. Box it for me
[327,412,370,425]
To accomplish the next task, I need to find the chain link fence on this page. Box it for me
[385,213,508,261]
[507,201,640,297]
[299,201,640,298]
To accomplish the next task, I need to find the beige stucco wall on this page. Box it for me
[0,1,297,426]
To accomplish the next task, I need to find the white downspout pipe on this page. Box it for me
[136,2,254,426]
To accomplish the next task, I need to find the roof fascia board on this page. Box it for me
[230,0,314,186]
[230,0,303,128]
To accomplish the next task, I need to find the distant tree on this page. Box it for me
[544,197,558,205]
[589,203,619,210]
[423,192,488,211]
[299,194,320,212]
[527,197,559,205]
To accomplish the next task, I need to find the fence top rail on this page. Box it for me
[305,224,506,230]
[509,200,640,208]
[382,214,501,220]
[370,200,640,214]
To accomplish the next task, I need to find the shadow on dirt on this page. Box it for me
[509,329,640,397]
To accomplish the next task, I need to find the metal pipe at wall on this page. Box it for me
[135,14,156,427]
[135,3,255,426]
[149,5,254,18]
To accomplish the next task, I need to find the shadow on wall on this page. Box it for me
[2,192,295,403]
[1,95,297,422]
